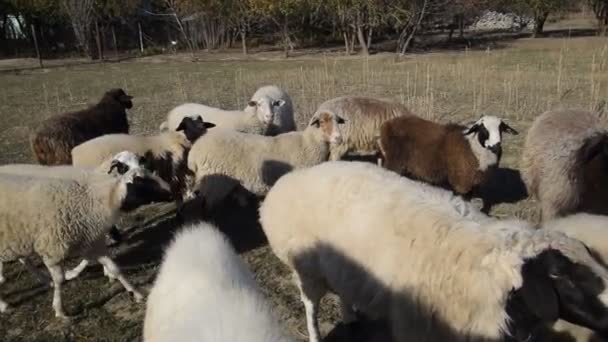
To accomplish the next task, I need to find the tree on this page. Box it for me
[250,0,312,57]
[590,0,608,35]
[522,0,573,37]
[61,0,95,56]
[325,0,385,55]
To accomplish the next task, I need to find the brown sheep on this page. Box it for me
[30,88,132,165]
[379,114,518,200]
[521,109,608,221]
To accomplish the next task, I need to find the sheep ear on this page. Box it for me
[204,122,216,129]
[500,122,519,135]
[248,100,257,107]
[464,123,480,135]
[581,135,607,162]
[520,260,559,322]
[273,99,285,107]
[310,117,320,127]
[176,118,190,132]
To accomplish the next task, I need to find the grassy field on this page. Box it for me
[0,32,607,341]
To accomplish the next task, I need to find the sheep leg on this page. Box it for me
[0,261,4,284]
[329,144,349,161]
[295,274,325,342]
[340,298,357,324]
[0,262,8,313]
[19,258,52,286]
[65,260,89,281]
[43,261,69,319]
[96,256,143,303]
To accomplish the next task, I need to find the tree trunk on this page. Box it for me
[459,14,464,38]
[356,24,369,55]
[111,24,118,58]
[399,0,428,55]
[240,29,247,55]
[282,18,290,58]
[138,22,144,53]
[30,25,43,68]
[94,19,103,61]
[533,12,549,38]
[343,31,350,55]
[367,27,373,49]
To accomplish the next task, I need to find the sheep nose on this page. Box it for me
[488,143,502,157]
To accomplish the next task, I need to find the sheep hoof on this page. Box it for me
[131,291,144,303]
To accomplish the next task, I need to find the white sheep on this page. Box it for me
[521,109,608,222]
[0,167,173,318]
[260,161,608,342]
[72,116,214,208]
[315,96,414,161]
[143,222,291,342]
[188,110,345,210]
[379,114,518,211]
[160,85,294,136]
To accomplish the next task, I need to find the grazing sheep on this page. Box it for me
[379,114,518,199]
[72,116,214,208]
[143,222,291,342]
[188,111,345,210]
[30,88,133,165]
[260,161,608,342]
[0,167,173,318]
[521,109,608,222]
[160,85,294,136]
[0,150,145,247]
[315,96,414,161]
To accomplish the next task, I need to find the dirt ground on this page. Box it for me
[0,28,607,341]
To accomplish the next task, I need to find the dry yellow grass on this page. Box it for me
[0,35,607,341]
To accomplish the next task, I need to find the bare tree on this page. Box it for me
[590,0,608,35]
[61,0,95,57]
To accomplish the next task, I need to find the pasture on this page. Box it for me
[0,34,607,341]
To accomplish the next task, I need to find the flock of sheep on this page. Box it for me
[1,84,608,342]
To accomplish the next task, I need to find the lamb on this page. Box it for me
[260,161,608,342]
[30,88,133,165]
[187,111,345,210]
[72,116,214,209]
[160,85,294,136]
[0,166,173,318]
[314,96,414,161]
[379,114,518,201]
[521,109,608,222]
[143,222,291,342]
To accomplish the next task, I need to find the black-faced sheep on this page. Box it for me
[30,88,133,165]
[143,222,291,342]
[315,96,413,161]
[0,167,173,318]
[379,114,518,204]
[260,161,608,342]
[521,109,608,222]
[72,116,214,215]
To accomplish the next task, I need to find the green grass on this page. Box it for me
[0,35,607,341]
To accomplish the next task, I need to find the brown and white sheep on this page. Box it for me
[315,96,413,161]
[521,109,608,222]
[379,114,518,200]
[30,88,133,165]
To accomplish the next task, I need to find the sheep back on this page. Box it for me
[521,109,608,221]
[380,115,484,194]
[316,96,413,160]
[143,222,290,342]
[30,90,130,165]
[165,103,267,135]
[260,161,524,341]
[0,173,116,264]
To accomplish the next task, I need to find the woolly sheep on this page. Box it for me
[260,161,608,342]
[30,88,133,165]
[160,85,294,135]
[379,114,518,202]
[143,222,291,342]
[187,111,345,210]
[0,167,173,318]
[521,109,608,222]
[72,116,214,207]
[0,150,145,247]
[315,96,413,161]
